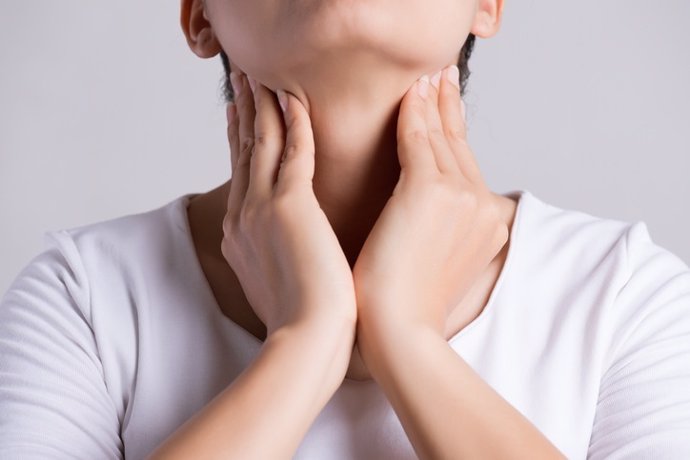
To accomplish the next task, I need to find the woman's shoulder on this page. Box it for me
[509,190,690,343]
[518,188,690,336]
[0,193,199,458]
[46,193,196,260]
[2,192,200,321]
[515,189,688,276]
[519,189,635,247]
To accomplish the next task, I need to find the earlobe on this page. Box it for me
[181,0,221,58]
[470,0,504,39]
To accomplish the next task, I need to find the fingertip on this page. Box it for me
[430,71,442,92]
[276,89,288,113]
[401,77,429,117]
[417,75,430,98]
[445,65,461,91]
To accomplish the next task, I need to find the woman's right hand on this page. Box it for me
[149,84,358,457]
[221,71,357,338]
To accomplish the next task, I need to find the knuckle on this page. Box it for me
[240,137,255,155]
[253,132,279,150]
[272,193,294,217]
[282,143,300,162]
[239,200,263,228]
[428,127,446,140]
[456,189,479,210]
[253,134,270,148]
[446,128,467,144]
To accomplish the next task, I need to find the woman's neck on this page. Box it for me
[273,60,449,264]
[198,65,517,269]
[307,95,402,267]
[231,64,422,266]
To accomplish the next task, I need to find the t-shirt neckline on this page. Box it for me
[172,188,531,349]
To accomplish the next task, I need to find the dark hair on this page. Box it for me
[219,34,476,103]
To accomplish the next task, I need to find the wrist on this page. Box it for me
[268,307,356,343]
[267,312,357,387]
[357,314,433,366]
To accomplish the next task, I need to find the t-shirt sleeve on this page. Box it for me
[0,230,123,459]
[587,222,690,458]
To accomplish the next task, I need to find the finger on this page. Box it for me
[426,69,461,176]
[396,75,440,179]
[227,102,239,172]
[437,65,483,184]
[246,77,286,203]
[227,100,243,220]
[237,73,257,161]
[274,90,317,196]
[227,71,253,217]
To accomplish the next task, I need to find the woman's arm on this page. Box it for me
[351,68,565,459]
[149,73,359,459]
[358,321,565,460]
[148,315,355,460]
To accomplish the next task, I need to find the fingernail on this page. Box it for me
[230,71,242,96]
[430,70,442,90]
[247,76,256,93]
[446,65,460,90]
[417,75,430,98]
[276,89,288,112]
[226,102,236,124]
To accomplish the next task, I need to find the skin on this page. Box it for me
[147,0,565,458]
[183,0,519,381]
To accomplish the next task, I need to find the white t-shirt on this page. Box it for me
[1,189,689,459]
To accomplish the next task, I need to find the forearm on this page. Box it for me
[358,322,565,460]
[148,317,355,460]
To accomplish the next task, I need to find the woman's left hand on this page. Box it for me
[352,64,509,343]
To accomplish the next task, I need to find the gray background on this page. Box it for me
[1,1,689,294]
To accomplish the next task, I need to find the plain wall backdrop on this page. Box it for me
[1,1,689,294]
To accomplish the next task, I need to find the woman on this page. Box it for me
[1,0,689,458]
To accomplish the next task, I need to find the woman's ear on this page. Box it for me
[181,0,222,58]
[470,0,505,39]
